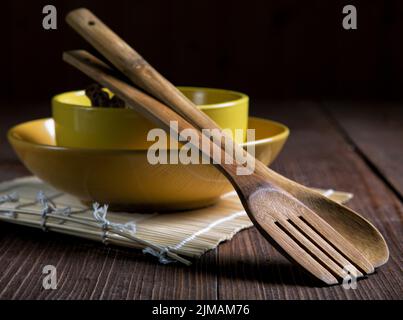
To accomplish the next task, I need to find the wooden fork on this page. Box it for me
[63,49,374,285]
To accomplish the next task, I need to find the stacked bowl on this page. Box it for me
[8,87,289,211]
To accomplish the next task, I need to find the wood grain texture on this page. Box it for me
[0,101,401,299]
[323,102,403,199]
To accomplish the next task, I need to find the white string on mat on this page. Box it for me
[36,191,51,231]
[92,203,109,244]
[36,191,73,231]
[0,192,19,218]
[92,202,137,245]
[91,203,176,264]
[170,210,247,251]
[0,191,19,204]
[142,247,175,264]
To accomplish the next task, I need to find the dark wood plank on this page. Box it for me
[324,102,403,198]
[0,220,218,300]
[217,101,402,299]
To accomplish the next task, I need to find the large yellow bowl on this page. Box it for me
[8,117,289,211]
[52,87,249,148]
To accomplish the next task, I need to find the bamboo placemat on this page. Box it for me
[0,176,352,265]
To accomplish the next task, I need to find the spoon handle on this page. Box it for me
[63,50,247,179]
[65,8,266,174]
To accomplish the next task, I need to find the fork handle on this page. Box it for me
[66,8,269,174]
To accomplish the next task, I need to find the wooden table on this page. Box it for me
[0,101,401,300]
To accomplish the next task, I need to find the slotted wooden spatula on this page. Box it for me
[63,49,374,285]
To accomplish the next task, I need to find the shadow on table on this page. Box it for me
[205,254,325,287]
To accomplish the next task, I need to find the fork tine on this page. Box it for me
[300,213,374,274]
[289,217,364,277]
[263,221,339,285]
[278,219,354,280]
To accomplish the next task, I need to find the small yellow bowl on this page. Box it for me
[8,117,289,211]
[52,87,249,148]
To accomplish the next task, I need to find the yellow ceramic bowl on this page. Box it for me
[8,117,289,211]
[52,87,249,148]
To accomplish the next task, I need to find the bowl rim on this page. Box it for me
[8,117,289,153]
[52,86,249,111]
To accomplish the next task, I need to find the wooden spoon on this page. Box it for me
[64,50,377,285]
[65,8,389,270]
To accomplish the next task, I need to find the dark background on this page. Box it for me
[3,0,403,105]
